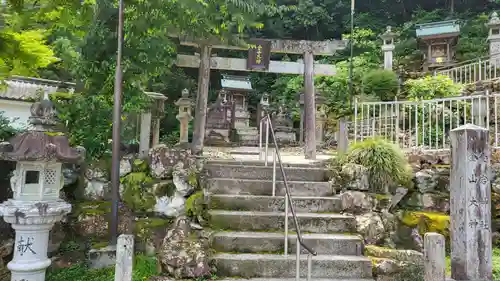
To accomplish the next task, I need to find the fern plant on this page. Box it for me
[340,137,412,193]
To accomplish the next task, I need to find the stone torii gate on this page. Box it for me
[176,37,346,159]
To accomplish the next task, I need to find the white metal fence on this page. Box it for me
[435,55,500,85]
[350,91,500,151]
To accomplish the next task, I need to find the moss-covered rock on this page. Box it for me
[121,172,156,212]
[153,180,176,198]
[185,191,205,220]
[400,211,449,238]
[365,245,423,264]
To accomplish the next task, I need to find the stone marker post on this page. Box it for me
[114,234,134,281]
[450,124,492,281]
[337,118,348,153]
[0,95,84,281]
[175,89,194,146]
[424,232,446,281]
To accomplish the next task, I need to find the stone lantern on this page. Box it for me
[380,26,396,70]
[175,89,193,146]
[0,94,84,281]
[487,11,500,66]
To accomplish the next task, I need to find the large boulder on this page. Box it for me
[158,217,211,278]
[0,238,13,280]
[83,167,109,201]
[366,245,423,281]
[339,191,374,214]
[355,212,385,245]
[340,163,370,191]
[149,145,197,179]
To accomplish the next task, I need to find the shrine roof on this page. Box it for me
[0,76,75,101]
[221,75,253,91]
[416,20,460,38]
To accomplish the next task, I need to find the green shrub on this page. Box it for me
[46,254,158,281]
[362,69,399,101]
[340,137,411,193]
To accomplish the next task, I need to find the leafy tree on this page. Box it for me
[362,69,399,101]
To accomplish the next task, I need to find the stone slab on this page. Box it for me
[209,194,342,213]
[211,231,363,255]
[205,164,328,181]
[208,210,356,233]
[212,253,372,278]
[206,159,328,168]
[206,178,333,197]
[217,278,374,281]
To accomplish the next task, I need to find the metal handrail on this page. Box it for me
[258,113,317,281]
[433,52,500,72]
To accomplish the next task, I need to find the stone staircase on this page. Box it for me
[204,159,374,281]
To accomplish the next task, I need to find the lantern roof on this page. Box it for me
[0,94,85,163]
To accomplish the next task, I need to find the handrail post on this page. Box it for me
[296,242,300,281]
[265,116,270,166]
[272,148,277,197]
[284,192,289,257]
[259,119,263,161]
[307,253,312,281]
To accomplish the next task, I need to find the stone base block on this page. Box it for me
[88,245,116,269]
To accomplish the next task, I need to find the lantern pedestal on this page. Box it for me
[0,200,70,281]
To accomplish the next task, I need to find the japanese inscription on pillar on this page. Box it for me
[450,124,492,281]
[247,39,271,70]
[17,236,36,256]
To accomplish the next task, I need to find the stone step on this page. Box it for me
[212,231,363,255]
[216,278,374,281]
[212,253,373,279]
[208,194,342,213]
[208,210,356,233]
[206,178,333,197]
[206,159,328,168]
[205,164,327,182]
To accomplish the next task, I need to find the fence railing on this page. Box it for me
[259,113,316,281]
[434,54,500,85]
[351,91,500,151]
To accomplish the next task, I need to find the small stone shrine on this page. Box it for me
[416,20,460,71]
[221,74,259,145]
[0,94,84,281]
[273,103,296,144]
[205,75,260,146]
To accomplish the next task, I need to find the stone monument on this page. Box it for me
[175,89,193,146]
[0,94,84,281]
[205,89,231,145]
[487,11,500,66]
[272,103,296,144]
[380,26,396,70]
[449,124,492,281]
